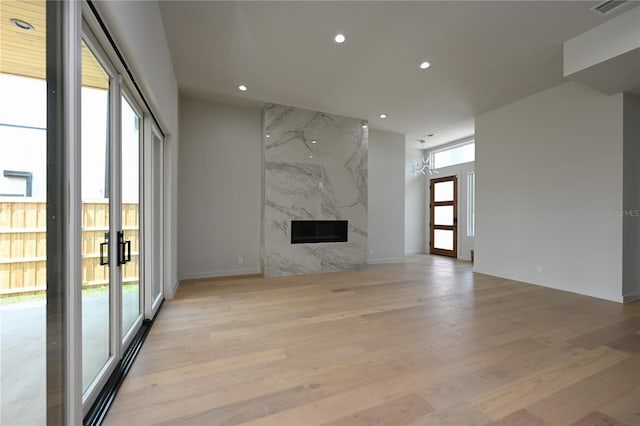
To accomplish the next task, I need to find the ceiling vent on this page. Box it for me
[592,0,628,15]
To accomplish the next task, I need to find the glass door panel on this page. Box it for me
[433,229,454,251]
[121,96,141,338]
[433,180,454,202]
[151,130,163,310]
[80,40,111,393]
[0,1,47,422]
[433,205,454,226]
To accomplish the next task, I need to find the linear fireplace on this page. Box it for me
[291,220,348,244]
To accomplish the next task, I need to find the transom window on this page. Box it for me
[431,141,475,169]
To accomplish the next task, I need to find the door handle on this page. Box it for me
[117,230,132,265]
[124,239,131,263]
[117,231,125,266]
[99,232,109,266]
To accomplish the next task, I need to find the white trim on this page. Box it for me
[404,250,425,255]
[64,2,83,423]
[368,257,407,264]
[623,292,640,303]
[179,268,262,281]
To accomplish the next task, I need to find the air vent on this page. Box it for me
[592,0,628,15]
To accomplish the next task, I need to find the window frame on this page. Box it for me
[430,140,475,170]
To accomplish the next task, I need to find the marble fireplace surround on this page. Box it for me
[262,104,368,277]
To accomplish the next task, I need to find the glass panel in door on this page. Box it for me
[433,229,454,251]
[121,96,141,337]
[433,205,454,226]
[80,40,111,393]
[433,180,454,202]
[151,130,163,309]
[0,1,47,422]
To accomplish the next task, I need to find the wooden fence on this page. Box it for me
[0,201,139,295]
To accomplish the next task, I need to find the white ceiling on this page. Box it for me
[159,1,637,149]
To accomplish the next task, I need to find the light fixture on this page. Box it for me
[427,133,436,137]
[362,124,368,129]
[379,113,387,119]
[410,140,439,176]
[334,33,346,44]
[419,61,431,70]
[311,140,317,144]
[238,84,247,92]
[11,18,34,31]
[308,155,313,159]
[266,134,271,138]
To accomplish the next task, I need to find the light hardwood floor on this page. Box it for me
[104,256,640,425]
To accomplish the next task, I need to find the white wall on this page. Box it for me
[178,97,408,277]
[623,93,640,300]
[405,141,426,254]
[424,158,475,261]
[368,129,405,263]
[178,96,262,279]
[94,0,180,295]
[475,82,624,302]
[564,6,640,75]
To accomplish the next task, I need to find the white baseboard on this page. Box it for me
[179,267,261,281]
[404,251,425,255]
[368,257,407,264]
[623,292,640,303]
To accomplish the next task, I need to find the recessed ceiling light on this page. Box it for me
[334,33,346,44]
[308,155,313,159]
[266,134,271,138]
[311,140,317,144]
[379,114,387,119]
[427,133,436,137]
[11,18,34,31]
[238,84,247,92]
[362,124,368,129]
[419,61,431,70]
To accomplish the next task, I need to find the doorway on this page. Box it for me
[429,175,458,258]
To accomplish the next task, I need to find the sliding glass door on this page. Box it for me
[80,31,146,410]
[147,125,164,317]
[2,1,165,420]
[120,93,143,341]
[80,37,114,399]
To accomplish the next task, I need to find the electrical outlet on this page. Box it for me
[536,265,543,274]
[238,257,244,265]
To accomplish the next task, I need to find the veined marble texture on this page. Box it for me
[263,104,368,277]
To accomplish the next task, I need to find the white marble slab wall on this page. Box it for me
[262,104,368,277]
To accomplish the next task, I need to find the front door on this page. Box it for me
[429,175,458,258]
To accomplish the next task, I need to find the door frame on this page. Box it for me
[120,87,145,348]
[144,123,164,318]
[429,175,458,258]
[79,20,122,412]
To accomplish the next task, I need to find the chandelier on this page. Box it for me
[411,140,439,176]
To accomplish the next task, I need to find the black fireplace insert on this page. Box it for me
[291,220,348,244]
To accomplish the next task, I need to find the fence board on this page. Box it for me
[0,201,140,294]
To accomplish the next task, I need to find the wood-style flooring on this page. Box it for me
[104,256,640,425]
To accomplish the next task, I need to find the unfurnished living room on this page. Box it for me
[0,1,639,425]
